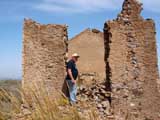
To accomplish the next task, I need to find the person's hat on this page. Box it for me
[72,53,80,58]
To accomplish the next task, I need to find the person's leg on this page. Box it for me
[72,82,77,103]
[66,80,77,104]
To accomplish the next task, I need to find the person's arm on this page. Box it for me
[68,69,76,84]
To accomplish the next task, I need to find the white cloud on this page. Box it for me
[33,0,123,13]
[33,0,160,14]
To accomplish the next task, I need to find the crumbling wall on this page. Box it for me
[104,0,160,119]
[22,19,68,101]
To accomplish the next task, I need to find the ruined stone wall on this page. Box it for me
[104,0,160,119]
[69,29,105,84]
[22,19,68,101]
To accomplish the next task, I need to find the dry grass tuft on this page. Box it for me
[0,81,99,120]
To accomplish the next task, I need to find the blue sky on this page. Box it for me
[0,0,159,79]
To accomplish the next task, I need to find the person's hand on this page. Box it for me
[72,79,76,84]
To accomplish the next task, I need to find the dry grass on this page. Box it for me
[0,80,99,120]
[0,87,22,120]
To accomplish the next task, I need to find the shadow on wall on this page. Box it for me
[104,24,111,92]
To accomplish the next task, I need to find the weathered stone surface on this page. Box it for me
[104,0,160,119]
[22,19,68,102]
[77,82,111,119]
[68,28,105,83]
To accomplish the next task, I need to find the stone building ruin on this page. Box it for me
[104,0,160,119]
[22,0,160,119]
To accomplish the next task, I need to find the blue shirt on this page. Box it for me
[66,59,78,80]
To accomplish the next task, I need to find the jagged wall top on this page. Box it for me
[117,0,143,21]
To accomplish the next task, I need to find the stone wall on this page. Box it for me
[22,19,68,101]
[68,28,105,84]
[104,0,160,119]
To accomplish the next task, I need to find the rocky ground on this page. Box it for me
[76,82,112,120]
[13,80,114,120]
[1,79,160,120]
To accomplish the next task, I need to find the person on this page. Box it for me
[66,53,80,105]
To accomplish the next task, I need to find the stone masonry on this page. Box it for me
[22,19,68,102]
[104,0,160,119]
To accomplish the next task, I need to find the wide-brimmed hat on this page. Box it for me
[72,53,80,58]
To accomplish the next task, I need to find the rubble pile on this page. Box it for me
[77,82,112,119]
